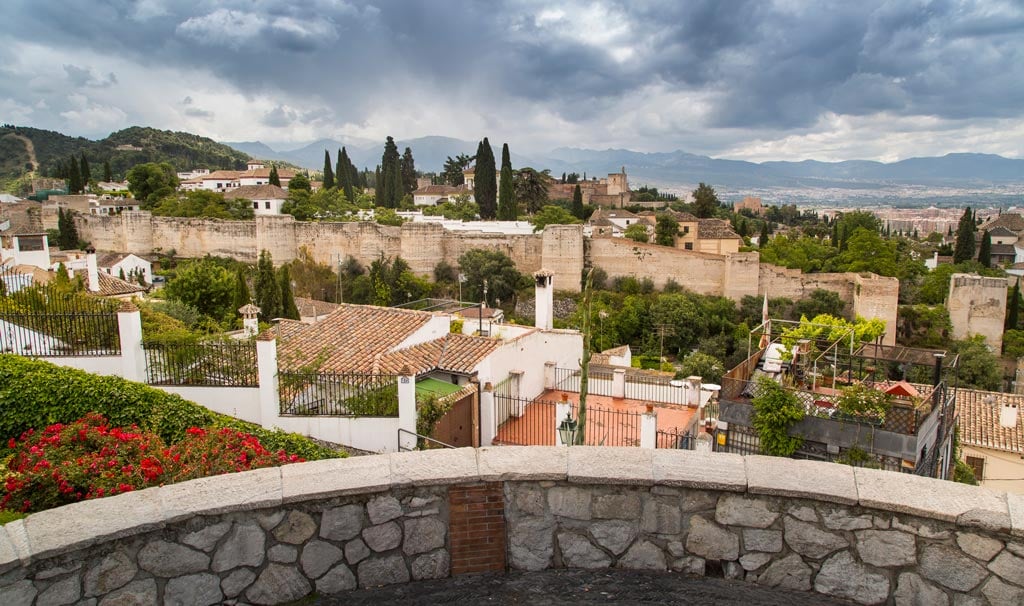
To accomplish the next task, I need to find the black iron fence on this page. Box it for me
[493,393,642,447]
[656,428,695,450]
[0,269,121,356]
[278,371,399,417]
[143,340,258,386]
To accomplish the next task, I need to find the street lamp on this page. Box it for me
[558,411,578,446]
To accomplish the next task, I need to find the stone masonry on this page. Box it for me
[4,448,1022,605]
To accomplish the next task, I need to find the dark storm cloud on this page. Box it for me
[1,0,1023,154]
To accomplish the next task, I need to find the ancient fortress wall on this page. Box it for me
[948,273,1008,353]
[76,215,897,336]
[2,448,1022,605]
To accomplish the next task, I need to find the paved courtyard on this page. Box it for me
[304,569,855,605]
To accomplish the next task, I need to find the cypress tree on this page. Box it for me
[474,138,497,219]
[80,153,90,184]
[68,155,82,193]
[401,147,417,195]
[268,165,280,187]
[380,137,401,208]
[255,250,281,321]
[103,160,112,182]
[572,184,583,219]
[233,267,250,313]
[979,230,992,267]
[279,266,300,320]
[322,150,335,190]
[760,222,769,248]
[953,207,976,264]
[335,149,344,193]
[497,143,516,220]
[338,147,355,203]
[1008,281,1020,331]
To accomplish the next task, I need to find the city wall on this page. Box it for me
[77,214,896,341]
[2,448,1023,605]
[947,274,1008,353]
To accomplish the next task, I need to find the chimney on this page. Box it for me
[533,269,554,330]
[85,247,100,293]
[1000,400,1019,429]
[239,304,261,337]
[932,353,945,387]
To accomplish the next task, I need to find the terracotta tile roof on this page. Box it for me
[85,271,147,296]
[987,226,1018,238]
[698,218,741,240]
[242,168,296,179]
[201,170,241,180]
[413,185,459,196]
[957,387,1024,454]
[96,252,130,267]
[276,304,435,373]
[990,244,1016,256]
[294,297,341,318]
[223,184,288,200]
[982,213,1024,233]
[378,333,501,375]
[458,306,502,320]
[590,208,638,221]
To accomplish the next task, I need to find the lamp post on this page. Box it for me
[557,412,578,446]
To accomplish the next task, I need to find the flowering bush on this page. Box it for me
[2,414,304,513]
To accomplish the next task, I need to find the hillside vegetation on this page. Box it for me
[0,125,253,189]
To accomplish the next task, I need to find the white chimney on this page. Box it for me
[533,269,554,330]
[239,304,261,337]
[86,250,100,293]
[1000,401,1019,429]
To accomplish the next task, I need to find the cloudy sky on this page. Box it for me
[2,0,1023,162]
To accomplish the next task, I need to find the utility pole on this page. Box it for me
[654,323,674,366]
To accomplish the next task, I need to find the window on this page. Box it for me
[265,201,271,209]
[17,236,45,252]
[682,226,690,234]
[253,202,259,209]
[966,455,985,481]
[684,242,693,250]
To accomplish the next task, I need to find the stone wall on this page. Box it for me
[2,448,1023,605]
[948,273,1008,352]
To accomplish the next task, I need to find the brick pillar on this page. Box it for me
[448,482,506,575]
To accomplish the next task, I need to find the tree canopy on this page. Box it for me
[127,162,179,205]
[692,183,719,218]
[457,248,526,307]
[531,205,581,232]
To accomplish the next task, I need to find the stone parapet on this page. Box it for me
[1,447,1023,605]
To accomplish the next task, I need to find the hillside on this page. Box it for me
[0,125,253,189]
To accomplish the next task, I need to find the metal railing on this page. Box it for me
[656,429,695,450]
[398,428,454,451]
[493,393,642,447]
[278,371,399,417]
[554,366,688,405]
[144,340,257,386]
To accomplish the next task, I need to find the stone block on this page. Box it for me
[478,446,568,481]
[591,520,637,555]
[317,563,357,593]
[686,516,739,561]
[301,540,344,579]
[854,530,916,567]
[641,498,681,534]
[919,544,988,592]
[357,554,410,587]
[321,504,365,541]
[411,550,449,580]
[507,517,555,571]
[893,572,949,606]
[892,516,952,539]
[1009,492,1024,538]
[221,568,256,598]
[180,521,231,552]
[83,550,136,597]
[743,529,783,553]
[672,555,705,575]
[559,532,612,569]
[0,579,34,606]
[35,573,80,606]
[161,467,281,521]
[746,456,857,505]
[957,532,1003,562]
[548,486,592,520]
[367,495,403,525]
[982,577,1024,606]
[814,551,889,605]
[389,448,479,487]
[99,579,156,606]
[855,466,1007,523]
[788,504,817,523]
[363,521,403,552]
[345,539,370,565]
[592,493,641,519]
[246,564,311,605]
[988,550,1024,586]
[25,488,163,560]
[258,510,286,530]
[281,456,391,503]
[511,486,547,516]
[3,521,30,567]
[0,527,19,573]
[403,517,446,555]
[268,544,298,563]
[212,523,266,572]
[740,552,772,571]
[137,540,210,577]
[820,506,873,530]
[715,494,779,528]
[272,510,317,544]
[651,450,746,492]
[783,517,848,559]
[567,447,653,486]
[164,573,222,606]
[757,553,811,591]
[617,540,667,571]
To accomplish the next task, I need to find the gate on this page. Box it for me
[430,388,478,448]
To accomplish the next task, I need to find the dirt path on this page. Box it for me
[3,132,38,172]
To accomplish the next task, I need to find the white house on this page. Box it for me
[95,252,153,284]
[224,184,288,215]
[0,230,50,270]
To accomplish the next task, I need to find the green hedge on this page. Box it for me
[0,355,344,461]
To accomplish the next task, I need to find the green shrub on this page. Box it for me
[0,355,343,460]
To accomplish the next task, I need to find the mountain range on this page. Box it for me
[223,137,1024,190]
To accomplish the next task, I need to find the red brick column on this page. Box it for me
[448,482,506,575]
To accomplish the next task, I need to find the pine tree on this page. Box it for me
[953,207,976,264]
[401,147,417,195]
[255,250,281,321]
[572,184,584,219]
[68,155,82,193]
[338,147,355,203]
[80,153,90,184]
[233,267,251,313]
[279,266,300,320]
[322,150,335,190]
[979,230,992,267]
[268,165,280,187]
[760,222,770,248]
[497,143,516,220]
[474,138,497,219]
[1008,281,1021,331]
[103,160,112,182]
